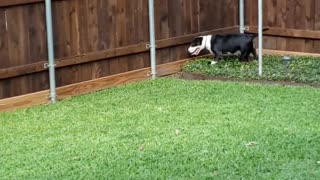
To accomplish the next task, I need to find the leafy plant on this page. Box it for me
[183,55,320,84]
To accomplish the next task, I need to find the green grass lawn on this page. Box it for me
[1,78,320,179]
[183,55,320,84]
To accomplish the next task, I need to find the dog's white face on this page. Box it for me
[188,36,206,56]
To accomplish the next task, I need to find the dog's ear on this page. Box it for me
[190,36,203,47]
[190,36,199,42]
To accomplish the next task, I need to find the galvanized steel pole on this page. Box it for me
[258,0,263,76]
[148,0,157,79]
[239,0,245,33]
[45,0,57,103]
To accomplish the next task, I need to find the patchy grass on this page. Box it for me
[183,55,320,84]
[1,78,320,179]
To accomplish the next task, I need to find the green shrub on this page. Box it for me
[183,55,320,84]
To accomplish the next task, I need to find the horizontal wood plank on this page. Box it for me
[56,68,151,100]
[0,26,239,80]
[0,0,43,7]
[0,61,47,80]
[0,57,191,112]
[0,90,49,112]
[156,26,239,49]
[246,26,320,40]
[262,49,320,57]
[0,0,64,7]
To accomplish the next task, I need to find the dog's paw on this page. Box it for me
[210,61,217,65]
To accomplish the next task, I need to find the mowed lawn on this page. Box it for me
[1,78,319,179]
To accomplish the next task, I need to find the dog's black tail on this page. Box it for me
[247,28,269,38]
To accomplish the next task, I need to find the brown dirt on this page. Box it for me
[179,72,320,89]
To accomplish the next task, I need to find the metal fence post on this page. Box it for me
[45,0,57,103]
[258,0,263,76]
[148,0,157,79]
[239,0,245,33]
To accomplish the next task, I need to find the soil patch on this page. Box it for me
[181,71,320,89]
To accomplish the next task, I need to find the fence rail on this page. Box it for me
[0,26,238,80]
[245,0,320,53]
[246,26,320,40]
[0,0,239,100]
[0,0,43,7]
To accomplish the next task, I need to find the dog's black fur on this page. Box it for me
[188,28,269,62]
[213,33,258,61]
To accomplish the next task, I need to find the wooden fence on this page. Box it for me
[0,0,239,110]
[245,0,320,53]
[1,0,320,111]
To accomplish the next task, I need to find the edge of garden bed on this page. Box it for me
[181,71,320,89]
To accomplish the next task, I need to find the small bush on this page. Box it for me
[183,55,320,84]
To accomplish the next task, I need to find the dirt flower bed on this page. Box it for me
[182,55,320,86]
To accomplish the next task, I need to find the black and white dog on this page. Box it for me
[188,29,269,64]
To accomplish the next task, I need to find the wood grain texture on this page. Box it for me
[0,26,239,80]
[262,49,320,57]
[0,0,240,99]
[3,0,320,102]
[0,9,9,69]
[0,0,43,7]
[0,89,49,112]
[246,26,320,40]
[0,58,193,112]
[245,0,320,53]
[0,0,65,7]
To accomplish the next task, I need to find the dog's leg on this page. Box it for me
[215,54,222,61]
[252,49,258,60]
[213,48,224,60]
[244,51,251,62]
[239,49,246,62]
[250,42,258,60]
[240,49,252,62]
[209,50,223,65]
[239,54,245,62]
